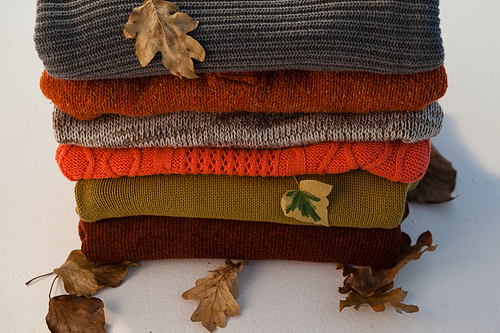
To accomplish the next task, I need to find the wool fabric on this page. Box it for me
[57,140,430,183]
[40,68,447,121]
[34,0,444,79]
[78,214,408,268]
[53,103,443,148]
[75,170,417,228]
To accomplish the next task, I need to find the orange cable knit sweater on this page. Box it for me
[56,140,430,183]
[41,67,447,120]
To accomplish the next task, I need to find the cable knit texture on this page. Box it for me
[40,68,447,120]
[34,0,444,79]
[74,170,417,228]
[78,214,408,268]
[53,103,443,148]
[57,140,431,183]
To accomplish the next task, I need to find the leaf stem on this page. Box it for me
[25,272,54,285]
[293,176,300,188]
[49,276,58,299]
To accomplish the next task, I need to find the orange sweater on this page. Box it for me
[41,67,447,120]
[56,140,430,183]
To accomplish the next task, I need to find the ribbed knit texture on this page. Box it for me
[34,0,444,79]
[40,68,447,120]
[53,103,443,148]
[75,170,417,228]
[57,140,430,183]
[78,214,408,268]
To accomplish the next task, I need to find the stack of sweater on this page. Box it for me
[35,0,446,269]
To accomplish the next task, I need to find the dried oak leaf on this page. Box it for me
[340,231,437,298]
[182,260,248,332]
[46,294,105,333]
[123,0,205,79]
[281,179,333,226]
[339,281,419,314]
[407,144,457,203]
[53,250,139,297]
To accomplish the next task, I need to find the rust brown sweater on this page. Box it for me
[79,212,408,268]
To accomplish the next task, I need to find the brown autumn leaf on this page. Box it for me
[46,294,105,333]
[182,260,248,332]
[53,250,139,297]
[407,144,457,203]
[123,0,205,79]
[340,231,437,298]
[339,281,419,314]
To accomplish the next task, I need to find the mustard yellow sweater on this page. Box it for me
[75,170,416,228]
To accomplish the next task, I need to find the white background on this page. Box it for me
[1,0,500,332]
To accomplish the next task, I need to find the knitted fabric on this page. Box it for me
[53,103,443,148]
[40,68,448,121]
[57,140,431,183]
[78,213,408,268]
[34,0,444,79]
[75,170,417,228]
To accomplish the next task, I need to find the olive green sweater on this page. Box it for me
[75,170,416,228]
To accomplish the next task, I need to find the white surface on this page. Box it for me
[1,0,500,332]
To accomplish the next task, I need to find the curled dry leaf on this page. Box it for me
[46,294,105,333]
[281,178,333,226]
[123,0,205,79]
[182,260,248,332]
[407,144,457,203]
[338,231,436,313]
[341,231,437,298]
[54,250,139,297]
[339,282,419,314]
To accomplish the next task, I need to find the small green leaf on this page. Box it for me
[285,190,321,222]
[280,179,333,226]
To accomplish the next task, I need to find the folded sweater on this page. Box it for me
[57,140,430,183]
[35,0,444,79]
[40,68,447,120]
[53,103,443,148]
[78,213,408,268]
[75,170,417,228]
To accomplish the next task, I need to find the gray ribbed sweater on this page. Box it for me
[53,103,443,149]
[35,0,444,80]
